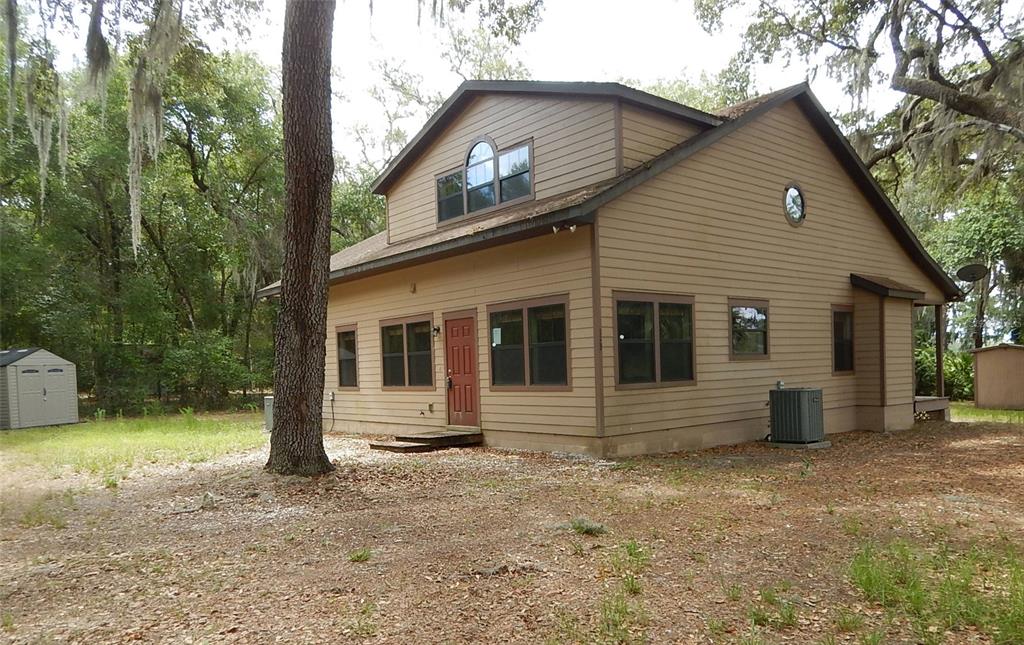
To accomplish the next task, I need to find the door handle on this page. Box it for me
[43,387,47,397]
[446,376,453,390]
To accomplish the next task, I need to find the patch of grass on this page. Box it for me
[706,617,727,639]
[859,630,884,645]
[621,572,642,596]
[950,402,1024,424]
[849,539,1024,644]
[598,592,646,643]
[346,600,378,637]
[0,412,264,477]
[799,457,814,478]
[348,547,372,563]
[569,517,607,536]
[737,627,770,645]
[776,601,798,628]
[842,516,864,537]
[834,607,865,633]
[610,459,640,472]
[10,491,74,528]
[748,604,771,627]
[758,585,779,606]
[622,539,650,569]
[724,583,743,601]
[1,612,12,631]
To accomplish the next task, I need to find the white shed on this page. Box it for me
[0,348,79,429]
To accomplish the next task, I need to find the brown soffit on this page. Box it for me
[850,274,926,300]
[370,80,723,194]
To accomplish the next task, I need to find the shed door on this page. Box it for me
[45,367,70,423]
[16,368,44,428]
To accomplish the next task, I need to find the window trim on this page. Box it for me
[831,304,855,375]
[380,314,436,391]
[728,297,771,361]
[335,324,359,390]
[435,138,535,227]
[783,183,806,227]
[486,293,571,392]
[435,168,466,223]
[612,291,697,390]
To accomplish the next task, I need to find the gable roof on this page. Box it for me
[257,181,610,296]
[0,348,41,367]
[261,82,961,302]
[370,80,723,195]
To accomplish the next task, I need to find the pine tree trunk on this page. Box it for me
[265,0,336,476]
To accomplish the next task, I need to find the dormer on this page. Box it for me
[372,81,721,244]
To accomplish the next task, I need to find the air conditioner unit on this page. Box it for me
[769,387,824,443]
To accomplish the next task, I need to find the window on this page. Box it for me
[436,171,464,222]
[489,297,568,388]
[783,184,805,225]
[499,145,531,201]
[436,139,533,222]
[466,141,496,212]
[832,306,854,373]
[336,326,357,387]
[615,294,695,385]
[730,299,769,358]
[381,318,434,387]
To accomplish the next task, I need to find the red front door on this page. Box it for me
[445,316,478,427]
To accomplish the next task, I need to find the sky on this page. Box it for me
[49,0,902,164]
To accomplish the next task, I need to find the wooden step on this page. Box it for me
[393,428,483,448]
[368,440,435,453]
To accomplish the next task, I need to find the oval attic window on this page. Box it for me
[783,185,805,225]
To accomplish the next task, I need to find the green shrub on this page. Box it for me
[163,331,248,408]
[914,346,974,400]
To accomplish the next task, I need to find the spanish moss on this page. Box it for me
[5,0,15,144]
[57,90,67,183]
[25,55,57,220]
[127,0,183,255]
[85,0,111,118]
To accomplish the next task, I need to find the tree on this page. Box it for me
[622,56,753,112]
[694,0,1023,180]
[264,0,336,476]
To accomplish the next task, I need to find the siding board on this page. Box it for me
[386,95,618,243]
[598,99,941,442]
[324,229,597,437]
[620,105,703,169]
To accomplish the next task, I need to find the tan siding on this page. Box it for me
[386,95,618,243]
[974,348,1024,409]
[324,230,597,437]
[598,99,944,440]
[883,299,914,405]
[853,291,881,406]
[620,105,703,170]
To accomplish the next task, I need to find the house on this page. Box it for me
[0,348,79,430]
[259,80,961,458]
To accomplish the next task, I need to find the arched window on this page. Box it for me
[436,138,533,223]
[466,140,497,212]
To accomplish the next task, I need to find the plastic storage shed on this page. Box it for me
[0,348,79,429]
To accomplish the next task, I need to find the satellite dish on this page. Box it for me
[955,262,989,282]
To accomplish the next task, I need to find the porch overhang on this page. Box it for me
[850,274,926,301]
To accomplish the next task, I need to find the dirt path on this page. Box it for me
[2,421,1022,644]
